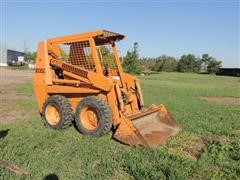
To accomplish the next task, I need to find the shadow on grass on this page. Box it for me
[44,173,59,180]
[0,129,9,139]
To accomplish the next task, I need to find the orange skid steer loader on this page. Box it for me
[34,30,181,147]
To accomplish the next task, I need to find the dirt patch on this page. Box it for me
[0,67,33,85]
[184,136,212,159]
[0,92,36,125]
[199,96,240,105]
[111,169,134,180]
[0,108,35,125]
[166,134,213,160]
[0,68,36,125]
[234,128,240,133]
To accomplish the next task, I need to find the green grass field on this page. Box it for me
[1,73,240,179]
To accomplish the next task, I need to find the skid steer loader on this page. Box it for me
[34,30,181,147]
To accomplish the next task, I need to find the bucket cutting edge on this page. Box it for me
[113,104,181,147]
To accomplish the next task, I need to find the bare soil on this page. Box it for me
[0,68,35,125]
[0,160,28,176]
[0,68,33,85]
[185,136,212,159]
[178,135,212,159]
[199,96,240,105]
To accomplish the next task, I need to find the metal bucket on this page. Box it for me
[113,105,181,147]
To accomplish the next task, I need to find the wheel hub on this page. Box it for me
[45,104,60,125]
[80,106,99,130]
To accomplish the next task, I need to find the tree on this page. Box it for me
[177,54,202,72]
[123,42,141,74]
[98,46,116,67]
[201,53,222,74]
[25,51,37,63]
[156,55,177,72]
[201,54,212,71]
[139,57,157,71]
[207,59,222,74]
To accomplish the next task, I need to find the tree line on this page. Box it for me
[123,42,222,74]
[25,42,222,74]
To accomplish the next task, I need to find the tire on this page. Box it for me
[75,96,113,137]
[42,95,74,129]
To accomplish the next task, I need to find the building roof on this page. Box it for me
[219,67,240,70]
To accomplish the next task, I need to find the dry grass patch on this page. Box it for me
[199,96,240,105]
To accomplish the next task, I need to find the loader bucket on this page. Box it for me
[113,105,181,147]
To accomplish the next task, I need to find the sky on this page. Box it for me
[1,0,239,67]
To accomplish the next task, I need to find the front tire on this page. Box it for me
[75,96,113,137]
[42,95,74,129]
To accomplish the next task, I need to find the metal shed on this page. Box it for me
[217,68,240,77]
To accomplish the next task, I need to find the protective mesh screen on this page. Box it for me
[97,45,118,76]
[57,41,119,76]
[59,41,95,71]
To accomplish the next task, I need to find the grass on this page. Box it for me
[0,72,240,179]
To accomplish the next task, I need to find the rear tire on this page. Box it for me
[42,95,74,129]
[75,96,113,137]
